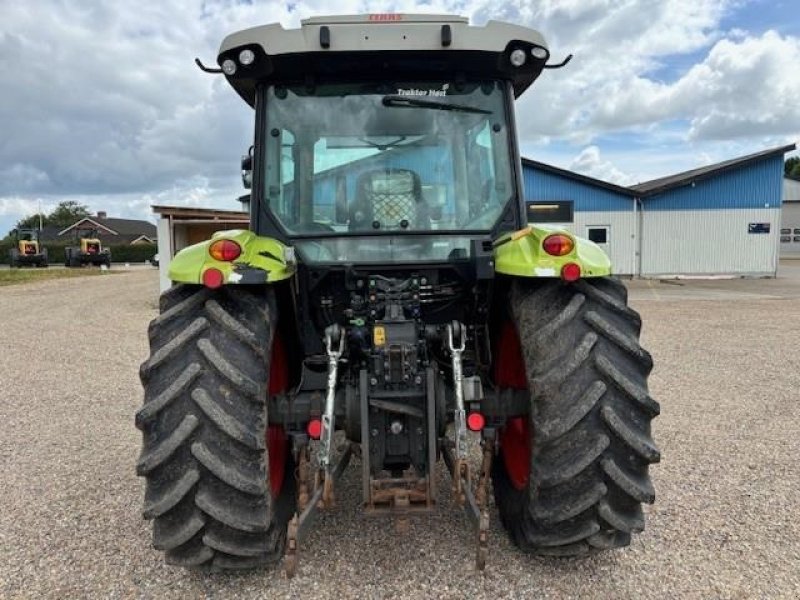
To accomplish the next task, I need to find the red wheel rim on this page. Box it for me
[494,320,532,490]
[267,333,289,496]
[267,425,287,496]
[493,320,527,390]
[500,417,530,490]
[268,333,289,396]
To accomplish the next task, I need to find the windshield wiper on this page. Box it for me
[382,95,492,114]
[359,136,408,150]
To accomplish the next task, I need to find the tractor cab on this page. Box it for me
[76,228,103,254]
[16,228,40,254]
[221,15,552,263]
[262,80,515,264]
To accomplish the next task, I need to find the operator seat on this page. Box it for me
[350,168,429,230]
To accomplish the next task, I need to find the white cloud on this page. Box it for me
[510,0,736,141]
[590,30,800,140]
[569,146,635,185]
[0,197,57,219]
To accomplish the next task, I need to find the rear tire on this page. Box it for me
[493,277,660,555]
[136,284,295,570]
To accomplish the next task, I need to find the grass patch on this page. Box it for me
[0,268,122,287]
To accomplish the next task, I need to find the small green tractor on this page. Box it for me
[136,14,660,574]
[8,227,48,268]
[64,228,111,267]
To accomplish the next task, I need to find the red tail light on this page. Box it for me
[542,234,574,256]
[306,418,322,440]
[209,239,241,262]
[467,412,486,432]
[561,263,582,282]
[202,268,224,289]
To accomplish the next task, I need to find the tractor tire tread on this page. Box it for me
[493,276,659,555]
[137,285,293,571]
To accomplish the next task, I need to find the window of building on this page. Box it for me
[781,236,792,243]
[526,200,574,223]
[781,228,791,235]
[587,226,609,244]
[795,236,800,243]
[795,229,800,235]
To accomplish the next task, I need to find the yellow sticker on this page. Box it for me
[373,325,386,346]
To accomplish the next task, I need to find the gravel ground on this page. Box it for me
[1,269,799,599]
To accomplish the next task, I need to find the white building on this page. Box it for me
[781,176,800,258]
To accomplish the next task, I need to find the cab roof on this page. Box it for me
[216,14,550,106]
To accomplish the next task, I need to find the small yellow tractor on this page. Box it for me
[8,228,48,268]
[64,228,111,267]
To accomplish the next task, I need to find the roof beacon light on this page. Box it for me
[510,49,527,67]
[221,59,237,75]
[238,49,255,65]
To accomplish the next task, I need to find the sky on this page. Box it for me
[1,0,799,234]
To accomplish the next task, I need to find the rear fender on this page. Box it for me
[493,225,611,278]
[168,229,295,285]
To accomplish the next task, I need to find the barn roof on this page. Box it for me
[631,144,796,196]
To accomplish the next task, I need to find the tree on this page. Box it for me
[786,157,800,178]
[46,201,91,228]
[15,212,48,230]
[13,200,91,233]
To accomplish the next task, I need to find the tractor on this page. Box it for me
[136,14,660,574]
[64,228,111,267]
[8,227,48,268]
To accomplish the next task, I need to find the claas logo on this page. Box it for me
[369,14,402,21]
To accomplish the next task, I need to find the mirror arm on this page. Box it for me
[195,58,223,74]
[543,54,573,70]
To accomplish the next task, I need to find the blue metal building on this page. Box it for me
[523,144,795,277]
[522,159,638,275]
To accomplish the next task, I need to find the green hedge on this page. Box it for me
[0,242,157,265]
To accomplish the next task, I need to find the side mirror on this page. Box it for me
[241,154,253,189]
